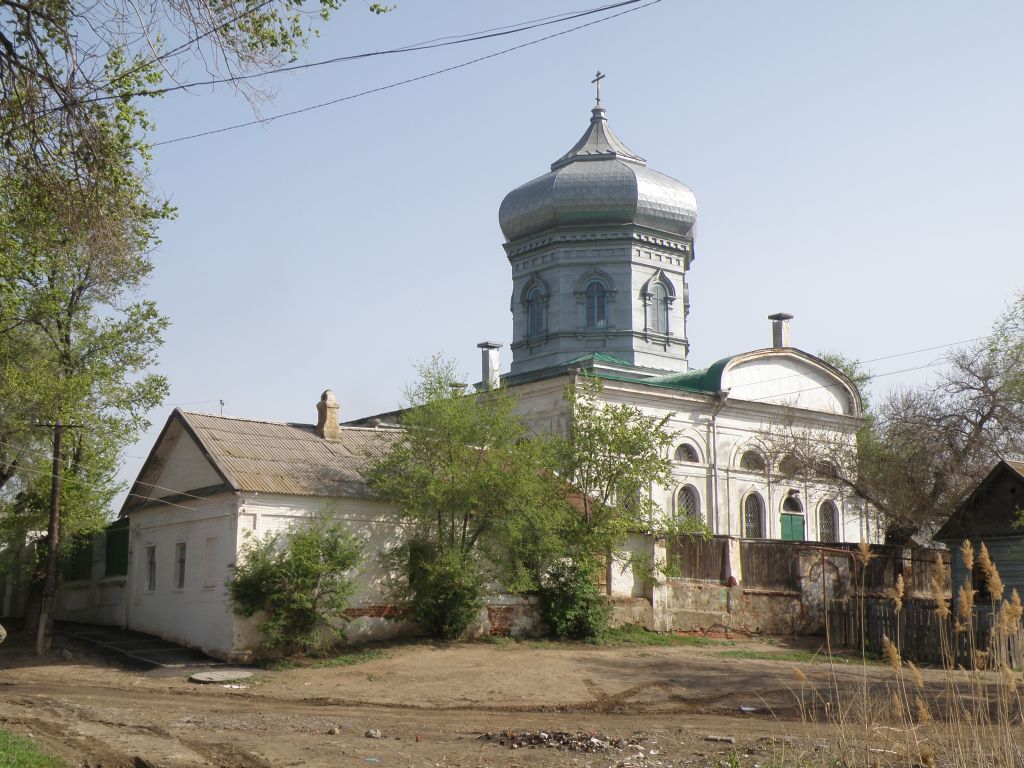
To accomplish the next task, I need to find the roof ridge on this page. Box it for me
[179,409,402,433]
[179,409,310,428]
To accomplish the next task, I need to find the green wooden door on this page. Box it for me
[780,513,805,542]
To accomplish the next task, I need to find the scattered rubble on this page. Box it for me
[480,730,647,753]
[704,735,735,744]
[365,729,383,739]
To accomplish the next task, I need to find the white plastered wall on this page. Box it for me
[508,357,879,545]
[232,493,409,651]
[127,493,240,656]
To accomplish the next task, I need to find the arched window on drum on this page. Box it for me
[650,282,669,334]
[526,287,545,337]
[584,280,609,329]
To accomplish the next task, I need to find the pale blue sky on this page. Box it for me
[120,1,1023,500]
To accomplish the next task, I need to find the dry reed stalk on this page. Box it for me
[915,695,932,724]
[958,584,975,624]
[907,660,924,690]
[882,634,901,672]
[856,540,875,566]
[978,543,1004,602]
[887,574,905,613]
[961,539,975,572]
[931,576,950,620]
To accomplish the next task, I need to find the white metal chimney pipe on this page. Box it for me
[477,341,503,389]
[768,313,793,349]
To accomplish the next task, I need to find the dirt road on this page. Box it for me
[0,632,900,767]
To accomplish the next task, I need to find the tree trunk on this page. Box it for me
[35,421,63,656]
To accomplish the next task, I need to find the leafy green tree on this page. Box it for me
[1,0,390,172]
[559,375,700,554]
[0,84,170,652]
[366,357,572,639]
[229,512,363,656]
[545,375,709,639]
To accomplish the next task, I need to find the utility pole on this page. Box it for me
[33,419,76,656]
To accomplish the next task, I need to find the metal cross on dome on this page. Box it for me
[591,71,605,106]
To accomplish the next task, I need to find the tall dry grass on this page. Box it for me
[773,540,1024,768]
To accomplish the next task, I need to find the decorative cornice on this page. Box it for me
[504,227,692,259]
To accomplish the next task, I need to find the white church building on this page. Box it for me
[87,99,876,658]
[482,101,871,545]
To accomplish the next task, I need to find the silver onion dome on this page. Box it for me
[499,106,697,242]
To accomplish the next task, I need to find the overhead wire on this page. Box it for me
[723,335,987,391]
[81,0,646,102]
[153,0,663,146]
[741,361,945,405]
[0,437,211,501]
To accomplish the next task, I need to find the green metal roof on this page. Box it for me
[503,350,734,399]
[642,356,734,394]
[563,352,635,368]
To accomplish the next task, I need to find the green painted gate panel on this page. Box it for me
[781,513,805,542]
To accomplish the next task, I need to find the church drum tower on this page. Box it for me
[498,99,698,379]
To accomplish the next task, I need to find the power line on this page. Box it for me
[724,335,987,392]
[742,360,944,406]
[153,0,663,147]
[5,458,205,513]
[84,0,646,102]
[0,436,209,501]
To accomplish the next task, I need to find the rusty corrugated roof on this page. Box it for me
[179,410,400,498]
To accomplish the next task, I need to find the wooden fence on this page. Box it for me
[666,535,727,582]
[827,597,1024,668]
[740,540,801,591]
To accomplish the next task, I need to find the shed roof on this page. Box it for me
[123,409,401,513]
[934,459,1024,541]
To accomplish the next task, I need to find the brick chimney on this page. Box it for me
[315,389,341,440]
[768,313,793,349]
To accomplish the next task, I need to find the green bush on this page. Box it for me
[408,546,485,640]
[228,513,362,656]
[537,559,610,641]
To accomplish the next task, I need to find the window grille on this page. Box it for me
[744,494,764,538]
[675,444,699,463]
[740,450,766,471]
[677,485,701,521]
[783,494,803,513]
[779,454,800,476]
[819,501,839,543]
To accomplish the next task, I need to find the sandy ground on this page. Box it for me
[0,630,928,767]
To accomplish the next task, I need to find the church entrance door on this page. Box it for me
[780,513,805,542]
